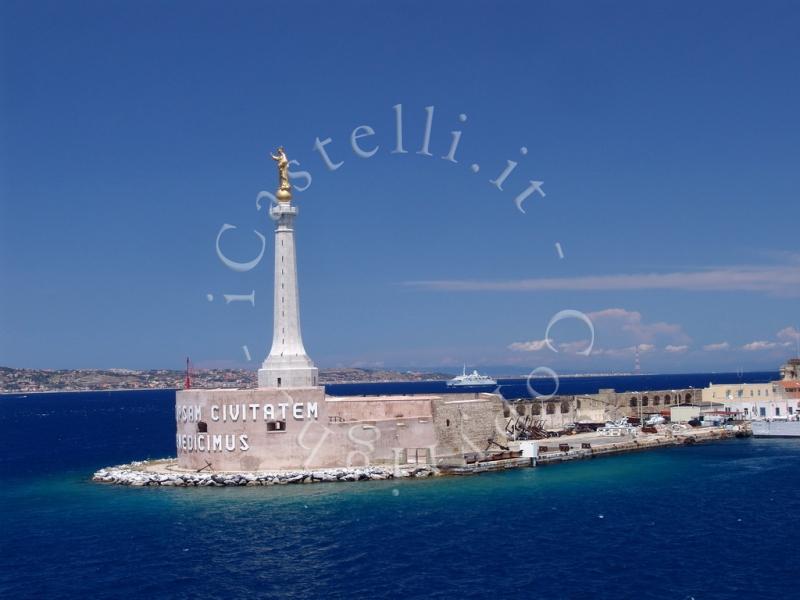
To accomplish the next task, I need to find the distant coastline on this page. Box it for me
[0,366,454,394]
[1,365,779,396]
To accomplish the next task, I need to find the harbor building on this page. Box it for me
[495,387,705,438]
[595,387,698,419]
[704,359,800,420]
[702,381,777,405]
[778,359,800,402]
[175,149,507,471]
[669,402,726,423]
[506,387,698,425]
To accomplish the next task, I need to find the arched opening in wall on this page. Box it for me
[546,403,556,415]
[653,396,660,405]
[560,400,570,414]
[685,393,692,402]
[503,405,511,418]
[630,397,638,407]
[642,396,649,406]
[532,404,541,416]
[516,404,526,416]
[446,419,451,427]
[197,421,207,433]
[665,394,671,404]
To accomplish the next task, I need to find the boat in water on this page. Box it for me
[447,366,497,388]
[751,419,800,438]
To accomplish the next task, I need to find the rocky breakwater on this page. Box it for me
[92,460,437,487]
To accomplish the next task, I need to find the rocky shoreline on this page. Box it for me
[92,460,437,487]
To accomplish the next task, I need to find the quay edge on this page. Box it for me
[93,424,750,487]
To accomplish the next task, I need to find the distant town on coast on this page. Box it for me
[0,366,460,393]
[2,365,656,393]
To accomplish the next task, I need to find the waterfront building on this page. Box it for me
[702,381,777,404]
[778,359,800,402]
[669,402,726,423]
[780,358,800,382]
[506,387,698,428]
[748,360,800,436]
[595,387,697,419]
[702,359,800,420]
[718,394,791,420]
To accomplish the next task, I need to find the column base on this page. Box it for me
[258,364,319,389]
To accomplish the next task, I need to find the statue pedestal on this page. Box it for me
[258,358,318,388]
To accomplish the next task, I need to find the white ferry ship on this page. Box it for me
[447,366,497,388]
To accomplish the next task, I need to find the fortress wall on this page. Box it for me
[509,397,578,429]
[506,388,698,429]
[610,388,698,416]
[325,396,435,421]
[176,389,506,471]
[175,388,329,471]
[318,416,438,467]
[431,395,508,464]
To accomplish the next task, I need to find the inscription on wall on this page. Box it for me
[175,402,319,453]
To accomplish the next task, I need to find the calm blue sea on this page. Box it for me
[326,370,779,398]
[1,372,798,599]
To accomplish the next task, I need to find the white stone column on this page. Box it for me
[258,201,318,388]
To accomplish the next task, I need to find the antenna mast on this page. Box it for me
[184,357,191,390]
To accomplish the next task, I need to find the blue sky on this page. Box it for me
[1,0,799,374]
